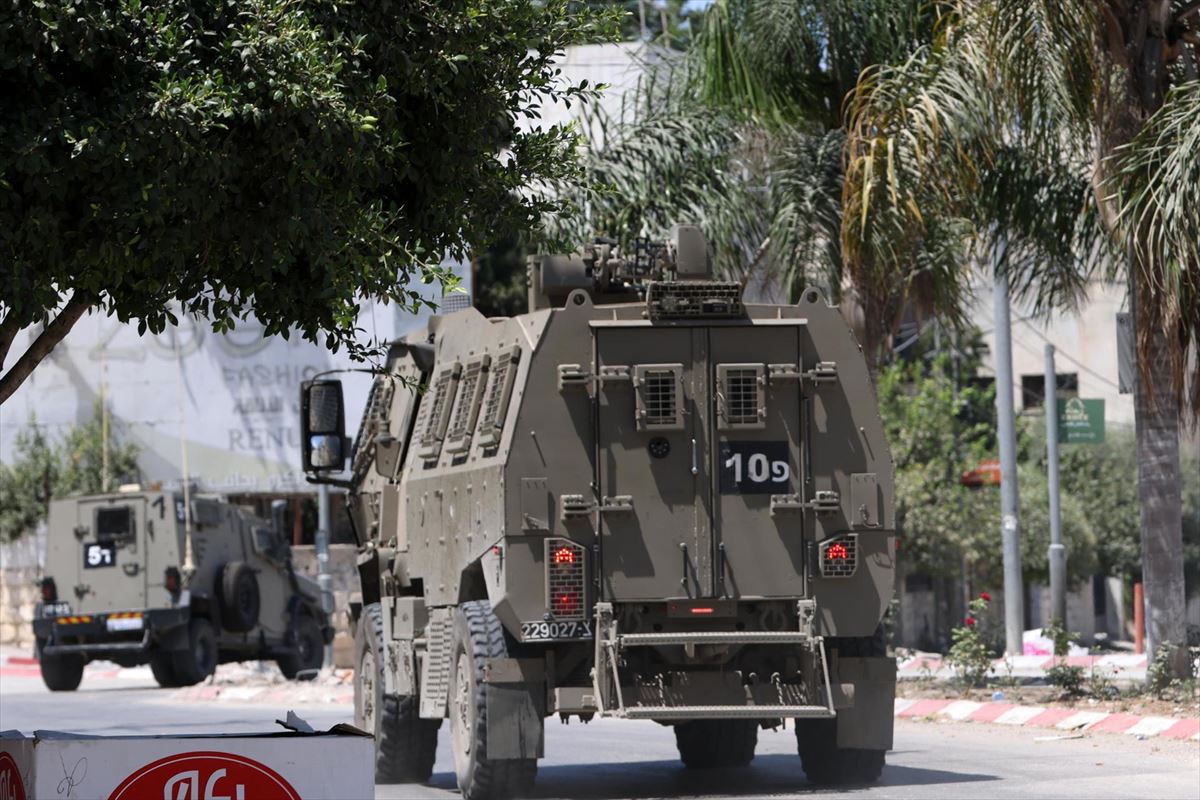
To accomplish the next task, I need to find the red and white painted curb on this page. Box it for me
[898,652,1149,681]
[1,655,129,681]
[895,697,1199,741]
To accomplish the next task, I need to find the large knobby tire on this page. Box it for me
[277,613,325,681]
[38,641,84,692]
[796,627,887,786]
[172,617,218,686]
[355,603,440,783]
[149,649,181,688]
[674,719,759,769]
[219,561,260,632]
[449,600,537,800]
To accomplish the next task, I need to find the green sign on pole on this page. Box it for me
[1057,398,1105,444]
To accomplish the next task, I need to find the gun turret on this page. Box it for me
[528,223,737,315]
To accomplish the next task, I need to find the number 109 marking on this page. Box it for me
[718,441,791,494]
[723,452,789,484]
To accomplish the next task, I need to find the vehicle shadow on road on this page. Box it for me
[424,754,997,799]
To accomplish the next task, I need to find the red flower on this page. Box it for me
[979,592,992,602]
[964,617,977,627]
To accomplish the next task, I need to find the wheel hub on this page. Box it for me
[360,648,376,731]
[451,651,473,760]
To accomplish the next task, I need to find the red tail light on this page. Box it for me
[546,539,585,620]
[40,577,57,604]
[164,566,181,595]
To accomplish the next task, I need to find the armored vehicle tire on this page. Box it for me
[171,617,218,686]
[38,647,84,692]
[219,561,261,632]
[277,613,325,681]
[796,627,887,785]
[674,719,758,768]
[796,722,884,786]
[149,649,182,688]
[449,600,537,800]
[355,603,440,783]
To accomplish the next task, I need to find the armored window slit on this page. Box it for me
[444,356,489,454]
[633,364,684,430]
[476,346,521,449]
[717,363,766,430]
[415,364,461,461]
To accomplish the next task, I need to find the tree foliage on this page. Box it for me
[0,0,614,402]
[878,353,1106,590]
[0,403,139,541]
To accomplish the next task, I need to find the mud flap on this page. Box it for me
[831,656,896,750]
[485,658,545,759]
[485,685,544,759]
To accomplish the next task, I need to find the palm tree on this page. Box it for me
[548,0,978,364]
[845,0,1199,674]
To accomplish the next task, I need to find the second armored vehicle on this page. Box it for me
[34,491,331,690]
[303,226,897,798]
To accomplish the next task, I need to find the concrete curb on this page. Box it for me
[894,697,1199,741]
[898,652,1148,681]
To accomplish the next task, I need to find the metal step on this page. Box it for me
[614,631,811,647]
[623,704,834,720]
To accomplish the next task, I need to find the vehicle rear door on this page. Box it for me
[595,326,714,600]
[708,324,807,597]
[76,497,149,612]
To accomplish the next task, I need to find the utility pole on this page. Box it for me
[316,483,333,668]
[1044,344,1066,625]
[993,242,1025,655]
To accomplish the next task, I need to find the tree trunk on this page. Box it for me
[0,295,90,405]
[1132,268,1188,677]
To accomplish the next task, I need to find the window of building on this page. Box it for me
[1021,372,1078,410]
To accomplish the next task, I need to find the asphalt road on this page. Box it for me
[2,672,1197,799]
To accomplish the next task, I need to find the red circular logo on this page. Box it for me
[0,752,27,800]
[108,751,300,800]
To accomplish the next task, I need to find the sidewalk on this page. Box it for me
[898,651,1149,682]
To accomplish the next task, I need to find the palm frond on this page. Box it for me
[1112,79,1200,416]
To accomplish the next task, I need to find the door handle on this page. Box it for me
[691,438,698,476]
[123,563,140,577]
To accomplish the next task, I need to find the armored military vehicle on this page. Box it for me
[33,490,331,691]
[302,225,897,799]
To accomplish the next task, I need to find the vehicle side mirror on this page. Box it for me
[374,434,403,479]
[301,380,347,473]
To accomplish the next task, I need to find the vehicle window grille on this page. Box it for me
[415,365,460,461]
[445,356,489,454]
[546,538,586,620]
[634,364,684,430]
[717,364,766,430]
[820,535,858,578]
[351,377,394,477]
[476,346,521,448]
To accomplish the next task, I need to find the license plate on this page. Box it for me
[520,620,593,641]
[41,602,71,618]
[106,615,144,632]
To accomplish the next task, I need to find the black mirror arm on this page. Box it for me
[305,475,356,490]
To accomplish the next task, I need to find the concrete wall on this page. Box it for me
[0,531,44,652]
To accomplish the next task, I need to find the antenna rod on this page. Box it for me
[174,330,195,578]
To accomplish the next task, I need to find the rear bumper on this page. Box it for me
[34,607,189,657]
